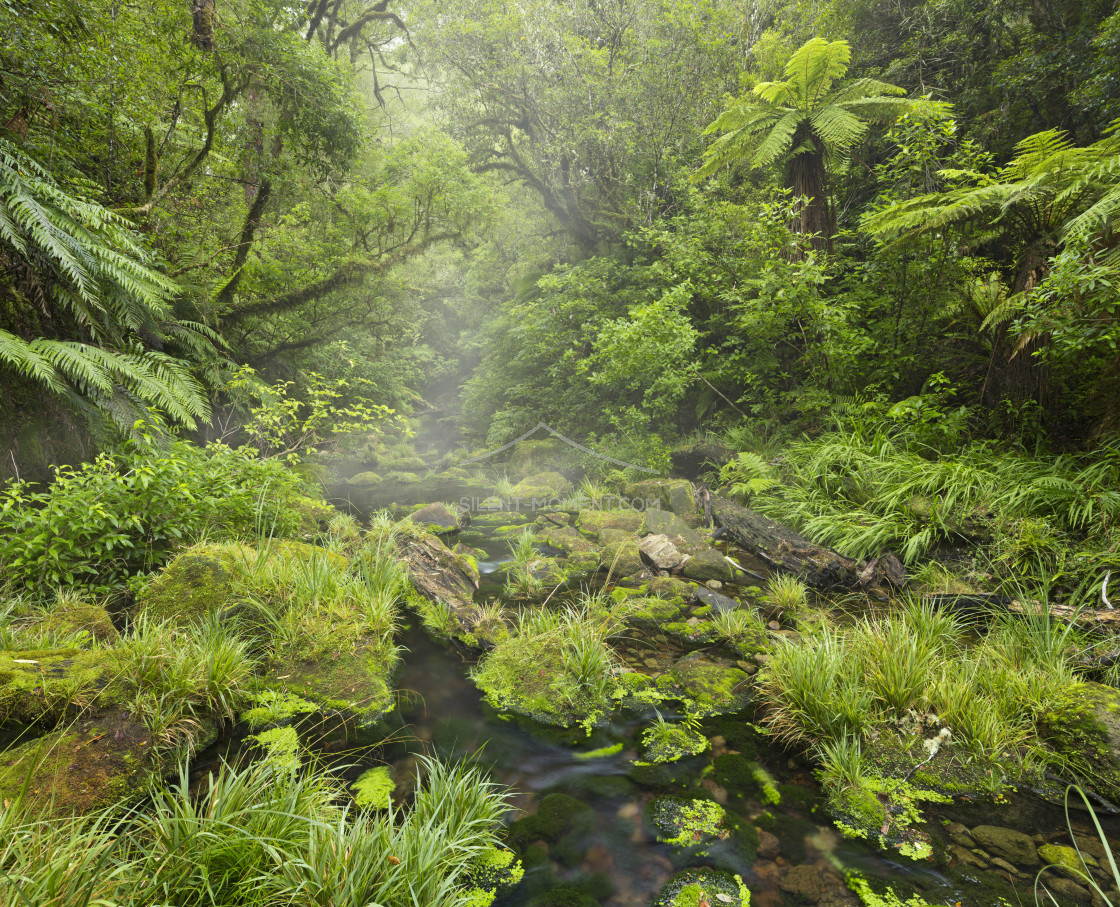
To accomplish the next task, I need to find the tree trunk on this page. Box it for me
[787,146,832,255]
[191,0,215,50]
[707,494,904,594]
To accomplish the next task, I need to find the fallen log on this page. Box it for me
[923,592,1120,635]
[705,493,905,593]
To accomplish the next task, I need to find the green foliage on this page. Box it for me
[0,429,317,595]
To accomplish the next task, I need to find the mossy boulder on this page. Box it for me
[599,528,644,578]
[971,825,1038,866]
[411,502,461,534]
[627,479,701,526]
[507,792,596,866]
[40,600,118,642]
[646,797,745,855]
[645,576,694,605]
[381,455,428,473]
[1041,681,1120,802]
[397,523,482,649]
[681,549,736,584]
[290,495,337,534]
[575,509,643,539]
[135,542,254,627]
[652,870,750,907]
[348,471,383,487]
[534,526,602,573]
[0,648,111,724]
[512,472,572,500]
[641,509,709,552]
[657,653,751,716]
[0,710,204,817]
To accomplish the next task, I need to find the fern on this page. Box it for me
[0,136,217,429]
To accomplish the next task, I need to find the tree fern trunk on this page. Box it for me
[787,147,832,255]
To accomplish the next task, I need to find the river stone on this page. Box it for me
[1041,682,1120,803]
[682,548,736,584]
[639,534,684,570]
[512,471,571,500]
[348,471,383,487]
[599,528,644,578]
[1039,843,1097,879]
[641,509,708,552]
[972,825,1038,865]
[1038,876,1094,904]
[692,586,740,613]
[411,502,460,534]
[627,479,701,526]
[577,509,644,539]
[646,575,694,604]
[779,864,824,903]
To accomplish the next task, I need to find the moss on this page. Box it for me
[647,796,732,848]
[464,846,524,904]
[652,869,751,907]
[348,471,383,486]
[0,711,173,817]
[575,742,624,760]
[134,542,254,627]
[527,887,598,907]
[507,792,595,854]
[290,495,336,534]
[242,691,319,730]
[40,600,118,642]
[250,725,301,770]
[351,765,395,808]
[627,596,685,624]
[0,648,110,724]
[645,576,693,605]
[512,472,572,499]
[1039,843,1097,876]
[656,654,751,716]
[1041,681,1120,802]
[263,639,395,725]
[642,722,710,764]
[575,509,643,539]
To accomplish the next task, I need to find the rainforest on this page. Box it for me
[2,0,1120,905]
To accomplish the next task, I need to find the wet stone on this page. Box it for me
[972,825,1039,866]
[779,864,824,903]
[692,586,739,613]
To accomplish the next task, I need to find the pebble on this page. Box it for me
[706,580,723,590]
[757,828,781,860]
[767,620,781,631]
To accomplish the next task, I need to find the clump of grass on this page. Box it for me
[815,733,866,792]
[641,712,710,763]
[505,528,544,596]
[471,601,625,729]
[762,574,808,614]
[761,629,873,744]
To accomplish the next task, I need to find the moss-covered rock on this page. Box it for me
[599,528,644,578]
[627,479,701,526]
[134,542,254,627]
[0,648,110,724]
[534,526,602,573]
[656,653,751,716]
[647,797,733,849]
[0,710,199,817]
[348,471,383,487]
[462,847,525,906]
[651,869,750,907]
[1041,681,1120,803]
[290,495,337,534]
[645,576,694,605]
[575,509,643,539]
[39,599,118,642]
[641,510,708,553]
[512,472,572,500]
[351,765,395,808]
[681,549,736,584]
[411,502,461,534]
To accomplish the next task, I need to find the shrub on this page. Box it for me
[0,429,323,596]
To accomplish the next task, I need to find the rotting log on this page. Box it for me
[705,493,906,593]
[924,592,1120,636]
[395,527,478,623]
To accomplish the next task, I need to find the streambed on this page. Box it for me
[319,463,1120,907]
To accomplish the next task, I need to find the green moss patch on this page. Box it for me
[656,654,751,716]
[651,869,751,907]
[351,765,395,808]
[0,648,110,724]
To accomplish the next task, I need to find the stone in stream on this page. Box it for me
[1040,681,1120,804]
[681,548,737,584]
[692,585,740,614]
[971,825,1039,866]
[639,533,684,570]
[627,478,703,527]
[410,502,461,534]
[511,471,572,499]
[576,508,644,539]
[599,527,645,578]
[641,509,709,553]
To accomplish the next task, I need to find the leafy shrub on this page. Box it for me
[0,429,323,595]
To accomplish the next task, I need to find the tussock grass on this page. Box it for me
[0,755,511,907]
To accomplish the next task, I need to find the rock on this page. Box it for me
[348,471,383,487]
[706,580,723,590]
[1041,682,1120,803]
[576,509,644,539]
[669,441,735,480]
[600,528,645,578]
[647,575,694,604]
[39,598,118,642]
[0,710,209,817]
[948,844,988,869]
[1038,876,1094,904]
[972,825,1038,866]
[0,647,109,724]
[535,525,602,572]
[512,471,572,500]
[757,829,781,860]
[642,509,708,552]
[1040,843,1097,879]
[410,502,460,534]
[134,541,254,626]
[779,864,824,903]
[989,856,1023,877]
[640,534,684,570]
[692,586,740,614]
[682,548,736,584]
[950,832,976,849]
[656,653,751,716]
[626,479,701,526]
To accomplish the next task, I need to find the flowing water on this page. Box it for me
[311,465,1120,907]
